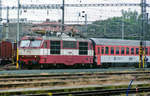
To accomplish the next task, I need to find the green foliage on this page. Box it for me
[87,9,150,40]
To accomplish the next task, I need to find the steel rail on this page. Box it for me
[0,71,150,78]
[10,87,150,96]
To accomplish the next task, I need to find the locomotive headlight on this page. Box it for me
[35,56,37,58]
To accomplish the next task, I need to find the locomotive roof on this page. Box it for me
[43,36,90,42]
[90,38,150,46]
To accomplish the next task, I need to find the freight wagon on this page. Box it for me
[0,40,17,65]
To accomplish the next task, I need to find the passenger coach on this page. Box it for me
[91,38,150,67]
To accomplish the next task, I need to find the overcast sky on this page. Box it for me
[1,0,150,23]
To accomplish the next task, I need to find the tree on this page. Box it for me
[86,9,150,40]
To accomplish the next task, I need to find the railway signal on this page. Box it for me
[139,0,148,68]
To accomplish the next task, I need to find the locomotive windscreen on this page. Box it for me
[30,40,42,47]
[20,40,42,47]
[20,40,30,47]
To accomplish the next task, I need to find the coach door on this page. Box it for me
[96,46,101,65]
[43,41,48,56]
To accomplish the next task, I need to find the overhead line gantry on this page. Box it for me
[0,3,149,9]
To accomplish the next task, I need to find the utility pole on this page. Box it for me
[0,0,2,41]
[6,6,9,40]
[122,16,124,39]
[17,0,20,42]
[16,0,20,69]
[61,0,65,34]
[139,0,147,68]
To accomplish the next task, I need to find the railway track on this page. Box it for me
[0,71,150,89]
[0,71,149,83]
[0,70,150,77]
[0,71,150,95]
[0,68,150,75]
[19,87,150,96]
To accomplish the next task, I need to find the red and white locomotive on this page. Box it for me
[19,35,93,68]
[18,35,150,69]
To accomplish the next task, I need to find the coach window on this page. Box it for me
[50,41,61,54]
[101,47,104,54]
[105,47,109,54]
[126,47,129,55]
[98,47,100,54]
[145,48,148,55]
[121,47,125,55]
[131,48,134,55]
[136,48,139,55]
[111,47,114,54]
[116,47,119,55]
[79,42,88,55]
[63,41,77,48]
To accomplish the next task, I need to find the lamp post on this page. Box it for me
[80,11,87,37]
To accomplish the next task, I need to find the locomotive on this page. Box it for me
[18,35,150,69]
[18,35,93,69]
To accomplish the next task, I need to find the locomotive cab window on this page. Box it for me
[50,41,61,54]
[79,42,88,55]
